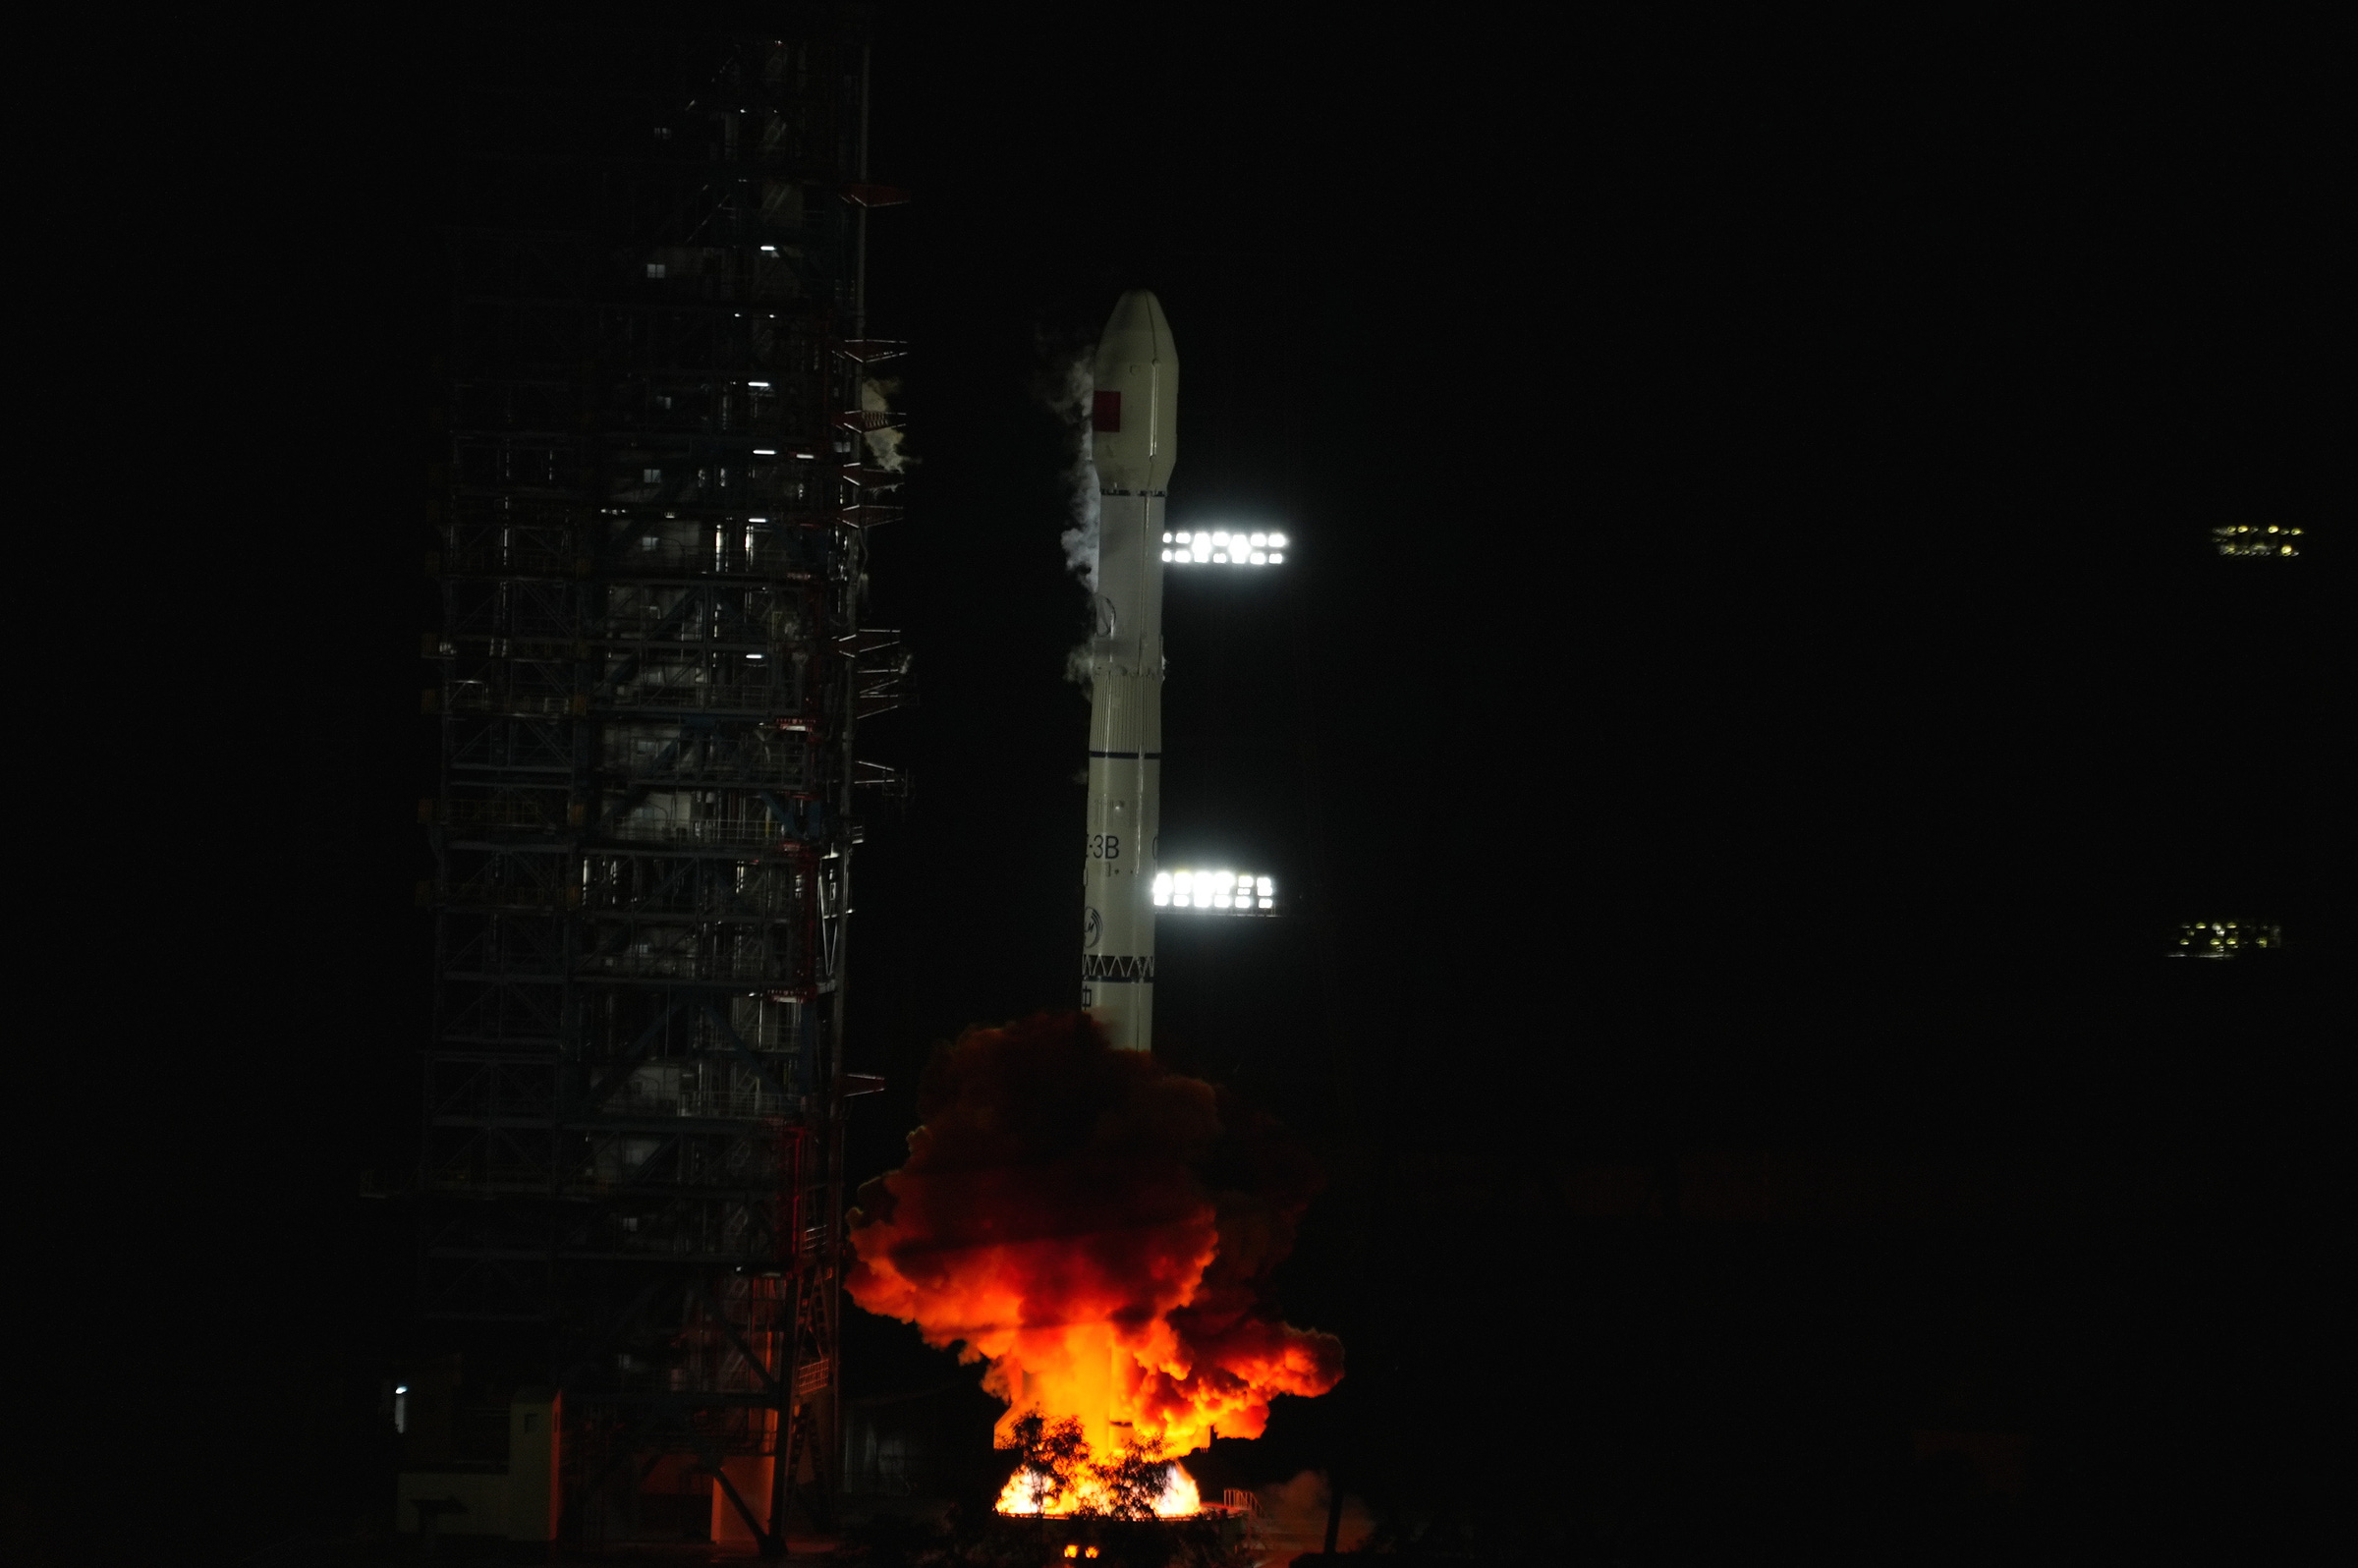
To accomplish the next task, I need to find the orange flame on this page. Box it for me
[995,1448,1201,1519]
[846,1012,1342,1493]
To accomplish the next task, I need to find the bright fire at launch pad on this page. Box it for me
[993,1414,1206,1519]
[848,291,1336,1530]
[844,1011,1342,1521]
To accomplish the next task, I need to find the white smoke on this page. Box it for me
[1253,1471,1374,1563]
[860,377,913,473]
[1045,351,1100,591]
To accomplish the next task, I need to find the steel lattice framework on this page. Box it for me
[420,17,905,1547]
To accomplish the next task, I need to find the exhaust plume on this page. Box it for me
[846,1012,1343,1471]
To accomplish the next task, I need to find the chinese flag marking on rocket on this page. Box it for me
[845,1011,1343,1492]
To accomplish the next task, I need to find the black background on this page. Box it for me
[24,8,2340,1563]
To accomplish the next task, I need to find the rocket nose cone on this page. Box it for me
[1090,289,1180,489]
[1098,290,1173,363]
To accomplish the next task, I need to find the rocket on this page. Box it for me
[1079,291,1178,1051]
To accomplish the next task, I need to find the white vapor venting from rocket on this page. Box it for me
[1045,350,1101,591]
[860,378,913,473]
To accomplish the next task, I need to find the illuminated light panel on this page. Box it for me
[2168,919,2282,959]
[1168,529,1292,566]
[1152,868,1275,913]
[2210,523,2304,557]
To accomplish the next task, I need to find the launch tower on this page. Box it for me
[419,18,904,1547]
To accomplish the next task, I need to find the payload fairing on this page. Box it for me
[1079,291,1178,1051]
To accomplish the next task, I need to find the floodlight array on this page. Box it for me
[2209,523,2303,558]
[1161,531,1286,566]
[1152,869,1275,912]
[2168,919,2282,959]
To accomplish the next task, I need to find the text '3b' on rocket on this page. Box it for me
[1079,291,1177,1051]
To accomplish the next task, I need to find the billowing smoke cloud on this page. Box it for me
[1256,1471,1375,1564]
[846,1012,1344,1462]
[1042,348,1100,590]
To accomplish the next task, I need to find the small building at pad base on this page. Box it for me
[395,1389,560,1542]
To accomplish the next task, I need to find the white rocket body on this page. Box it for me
[1080,291,1178,1052]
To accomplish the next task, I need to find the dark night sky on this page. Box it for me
[36,9,2340,1559]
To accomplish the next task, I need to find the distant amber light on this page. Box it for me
[2169,919,2282,959]
[2210,523,2304,557]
